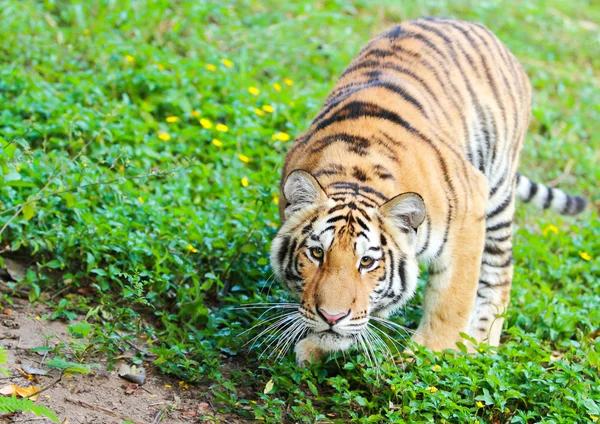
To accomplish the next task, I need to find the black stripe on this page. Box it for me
[486,221,512,232]
[357,208,371,221]
[328,180,388,201]
[573,196,587,214]
[326,215,347,224]
[355,217,369,231]
[277,236,291,266]
[330,191,381,206]
[490,171,507,197]
[486,194,512,219]
[543,188,554,209]
[524,181,538,202]
[397,259,406,291]
[319,225,336,236]
[416,216,431,256]
[484,245,506,255]
[487,234,512,243]
[328,204,346,214]
[479,278,511,287]
[562,195,573,215]
[357,231,370,241]
[309,132,371,156]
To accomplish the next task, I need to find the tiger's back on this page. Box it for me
[271,18,586,363]
[283,18,531,204]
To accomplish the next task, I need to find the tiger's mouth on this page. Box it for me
[308,330,358,352]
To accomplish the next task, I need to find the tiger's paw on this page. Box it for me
[295,337,325,367]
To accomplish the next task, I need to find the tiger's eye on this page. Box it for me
[310,247,324,260]
[360,256,374,267]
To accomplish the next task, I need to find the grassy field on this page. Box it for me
[0,0,598,422]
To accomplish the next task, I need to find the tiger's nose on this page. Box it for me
[317,308,350,326]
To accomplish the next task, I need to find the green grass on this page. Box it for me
[0,0,598,422]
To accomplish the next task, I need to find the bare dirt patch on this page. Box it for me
[0,300,236,423]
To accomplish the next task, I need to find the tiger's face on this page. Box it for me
[270,170,425,353]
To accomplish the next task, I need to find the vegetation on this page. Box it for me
[0,0,598,422]
[0,347,59,422]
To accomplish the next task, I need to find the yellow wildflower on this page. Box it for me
[191,110,201,117]
[16,166,21,171]
[273,82,282,92]
[284,78,294,86]
[579,251,592,261]
[157,64,165,71]
[248,87,260,96]
[543,224,559,236]
[241,177,249,187]
[119,165,125,171]
[431,365,441,372]
[164,384,172,389]
[138,197,144,204]
[221,58,234,68]
[200,118,213,129]
[186,244,198,253]
[205,63,217,71]
[272,132,291,142]
[166,116,180,123]
[238,154,250,163]
[212,139,223,147]
[476,401,484,408]
[216,123,229,132]
[125,55,135,63]
[158,132,171,141]
[289,101,296,107]
[35,316,40,321]
[590,415,599,422]
[426,386,438,393]
[262,105,274,113]
[254,108,265,116]
[273,196,279,205]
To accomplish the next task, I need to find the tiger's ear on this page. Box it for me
[379,192,426,231]
[283,170,328,219]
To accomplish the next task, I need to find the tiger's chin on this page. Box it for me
[295,332,357,367]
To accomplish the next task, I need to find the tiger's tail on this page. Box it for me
[515,173,587,215]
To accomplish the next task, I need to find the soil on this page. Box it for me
[0,299,242,424]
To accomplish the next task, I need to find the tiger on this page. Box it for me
[269,17,587,366]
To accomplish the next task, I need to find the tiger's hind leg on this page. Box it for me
[469,191,516,346]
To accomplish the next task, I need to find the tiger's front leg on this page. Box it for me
[295,336,325,367]
[413,191,488,351]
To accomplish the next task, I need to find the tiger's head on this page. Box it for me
[270,170,425,354]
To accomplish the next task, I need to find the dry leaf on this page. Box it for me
[21,365,49,376]
[0,383,41,400]
[3,258,28,281]
[263,379,274,395]
[182,409,197,418]
[118,363,146,385]
[123,383,139,395]
[198,402,210,412]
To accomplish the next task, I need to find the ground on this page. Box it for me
[0,298,230,423]
[0,1,599,423]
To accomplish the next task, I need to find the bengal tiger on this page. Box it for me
[268,17,586,366]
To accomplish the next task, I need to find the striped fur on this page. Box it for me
[269,18,587,365]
